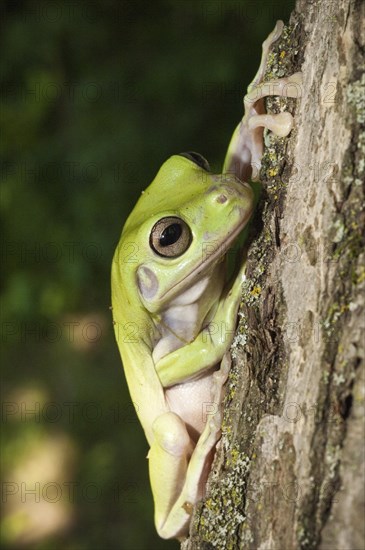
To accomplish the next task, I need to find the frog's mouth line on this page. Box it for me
[159,206,252,302]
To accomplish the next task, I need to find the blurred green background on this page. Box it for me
[1,1,294,548]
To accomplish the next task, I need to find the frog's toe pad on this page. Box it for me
[248,112,294,137]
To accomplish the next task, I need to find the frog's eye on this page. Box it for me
[150,216,192,258]
[179,152,210,172]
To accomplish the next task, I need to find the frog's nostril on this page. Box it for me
[216,194,228,204]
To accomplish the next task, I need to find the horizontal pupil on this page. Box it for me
[160,223,182,247]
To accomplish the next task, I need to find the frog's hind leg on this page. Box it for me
[149,357,230,540]
[149,411,219,540]
[148,411,195,539]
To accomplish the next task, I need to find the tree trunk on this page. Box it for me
[183,0,365,548]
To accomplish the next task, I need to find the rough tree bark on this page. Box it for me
[182,0,364,548]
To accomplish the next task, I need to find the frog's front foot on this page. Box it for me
[223,20,303,183]
[200,352,231,446]
[214,351,231,392]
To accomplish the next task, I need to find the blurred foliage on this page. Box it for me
[1,0,294,548]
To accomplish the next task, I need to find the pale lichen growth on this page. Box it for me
[195,444,251,548]
[347,74,365,124]
[325,444,341,480]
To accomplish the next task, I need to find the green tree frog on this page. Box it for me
[111,21,302,540]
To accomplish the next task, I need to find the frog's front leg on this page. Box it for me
[149,354,231,539]
[155,260,245,388]
[223,20,303,182]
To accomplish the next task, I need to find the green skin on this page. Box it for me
[111,20,302,540]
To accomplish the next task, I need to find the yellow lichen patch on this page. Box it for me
[250,286,262,298]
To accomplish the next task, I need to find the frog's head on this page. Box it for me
[113,153,254,314]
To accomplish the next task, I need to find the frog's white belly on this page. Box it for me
[165,367,218,440]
